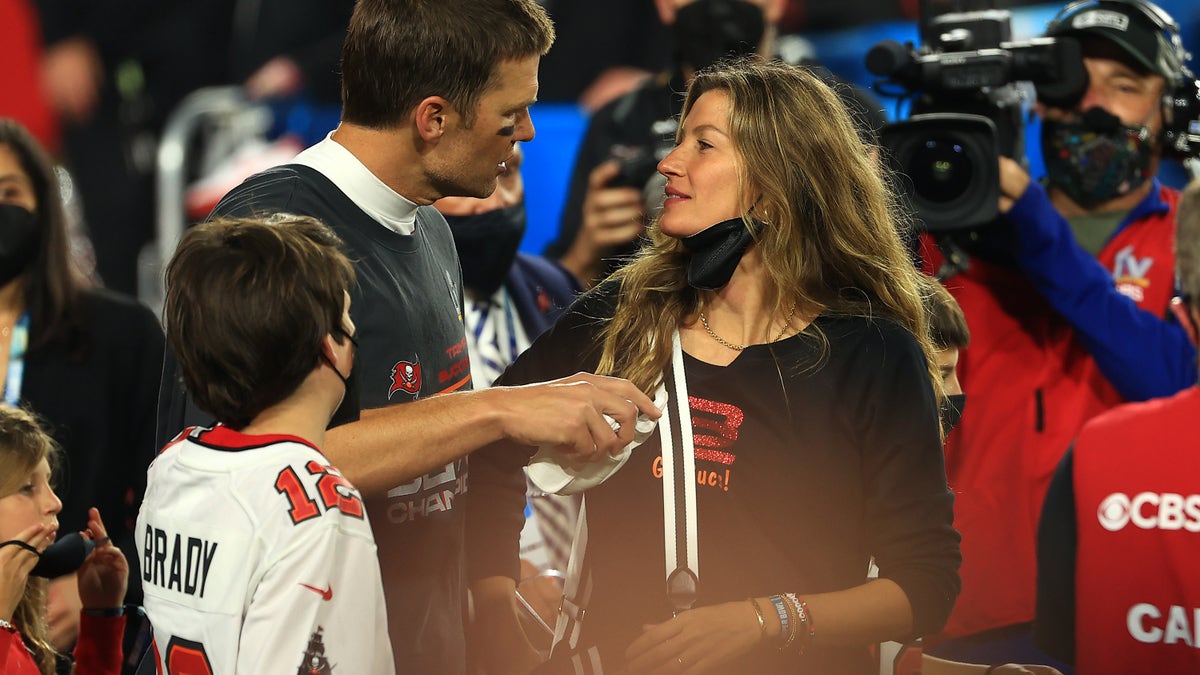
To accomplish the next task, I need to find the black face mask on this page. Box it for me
[674,0,766,73]
[326,332,360,430]
[0,532,95,579]
[444,203,526,298]
[679,217,763,290]
[0,203,39,286]
[939,393,967,435]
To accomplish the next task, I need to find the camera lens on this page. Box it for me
[909,138,973,204]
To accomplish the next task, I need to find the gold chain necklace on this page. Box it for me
[699,302,797,352]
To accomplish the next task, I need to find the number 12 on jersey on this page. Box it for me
[274,461,364,525]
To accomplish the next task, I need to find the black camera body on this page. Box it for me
[868,9,1085,232]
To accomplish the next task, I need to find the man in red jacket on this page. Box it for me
[1035,177,1200,673]
[922,0,1197,667]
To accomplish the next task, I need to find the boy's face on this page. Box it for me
[936,346,962,396]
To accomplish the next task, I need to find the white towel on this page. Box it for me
[525,385,668,495]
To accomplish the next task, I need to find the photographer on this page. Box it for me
[920,0,1198,665]
[546,0,885,288]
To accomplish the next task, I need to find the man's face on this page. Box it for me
[428,55,539,200]
[1041,45,1167,134]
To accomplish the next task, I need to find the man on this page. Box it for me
[1035,178,1200,672]
[156,2,658,673]
[921,0,1198,664]
[141,215,393,673]
[546,0,885,288]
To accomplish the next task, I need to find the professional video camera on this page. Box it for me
[867,2,1086,233]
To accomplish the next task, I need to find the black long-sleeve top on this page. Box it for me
[466,286,961,673]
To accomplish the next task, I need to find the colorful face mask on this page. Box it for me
[1041,106,1156,209]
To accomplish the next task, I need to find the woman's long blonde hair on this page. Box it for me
[595,58,940,400]
[0,405,61,675]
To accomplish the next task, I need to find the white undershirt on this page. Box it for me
[292,132,419,235]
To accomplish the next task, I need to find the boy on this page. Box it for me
[138,215,392,673]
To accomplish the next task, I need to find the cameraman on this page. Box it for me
[922,0,1197,666]
[545,0,885,287]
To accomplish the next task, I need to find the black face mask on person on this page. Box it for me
[0,203,40,286]
[443,203,526,298]
[679,216,764,291]
[325,330,360,430]
[939,393,967,434]
[673,0,766,73]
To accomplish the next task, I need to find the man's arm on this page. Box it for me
[326,373,657,497]
[999,159,1197,401]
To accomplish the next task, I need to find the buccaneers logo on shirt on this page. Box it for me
[389,360,422,399]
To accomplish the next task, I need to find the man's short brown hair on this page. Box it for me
[164,215,355,429]
[341,0,555,129]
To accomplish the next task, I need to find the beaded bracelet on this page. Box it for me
[748,598,767,642]
[768,594,790,646]
[82,606,125,618]
[783,593,817,654]
[779,593,801,651]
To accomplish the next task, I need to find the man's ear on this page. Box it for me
[414,96,452,143]
[1170,297,1199,346]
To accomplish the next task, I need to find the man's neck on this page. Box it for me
[331,123,438,205]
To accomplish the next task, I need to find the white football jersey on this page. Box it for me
[137,425,394,674]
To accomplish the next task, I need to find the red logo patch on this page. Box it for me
[389,360,422,399]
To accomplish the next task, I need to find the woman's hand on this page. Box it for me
[0,523,53,621]
[76,508,128,612]
[624,601,764,674]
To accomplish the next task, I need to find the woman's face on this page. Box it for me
[0,458,61,548]
[657,90,748,238]
[0,144,38,214]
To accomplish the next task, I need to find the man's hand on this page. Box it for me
[560,161,646,286]
[496,372,660,462]
[998,156,1032,214]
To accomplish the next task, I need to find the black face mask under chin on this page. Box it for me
[0,203,40,286]
[443,203,526,298]
[673,0,766,73]
[679,217,764,291]
[325,333,360,430]
[939,393,967,435]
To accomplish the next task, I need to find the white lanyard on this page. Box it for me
[661,329,699,614]
[4,312,30,406]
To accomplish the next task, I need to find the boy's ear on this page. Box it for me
[1170,297,1198,347]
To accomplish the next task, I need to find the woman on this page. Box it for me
[468,58,961,674]
[0,404,127,674]
[0,118,163,649]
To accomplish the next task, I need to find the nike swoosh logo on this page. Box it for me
[299,583,333,601]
